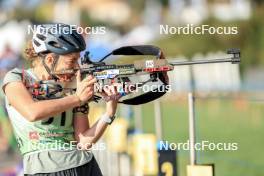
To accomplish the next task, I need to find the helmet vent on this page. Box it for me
[59,36,75,47]
[33,39,40,47]
[36,34,46,41]
[48,41,61,48]
[71,33,81,45]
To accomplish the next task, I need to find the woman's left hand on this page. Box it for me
[101,84,122,117]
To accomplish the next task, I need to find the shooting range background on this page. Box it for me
[1,0,264,176]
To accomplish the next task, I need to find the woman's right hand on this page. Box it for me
[75,71,97,104]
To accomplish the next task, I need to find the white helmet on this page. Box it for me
[32,23,86,55]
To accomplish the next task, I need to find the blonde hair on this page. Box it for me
[24,40,41,67]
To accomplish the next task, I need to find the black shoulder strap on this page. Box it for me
[112,45,161,56]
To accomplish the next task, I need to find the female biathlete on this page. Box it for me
[2,23,121,175]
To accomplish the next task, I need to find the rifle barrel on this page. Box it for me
[169,57,240,66]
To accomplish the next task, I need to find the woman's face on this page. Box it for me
[56,52,80,70]
[52,52,80,81]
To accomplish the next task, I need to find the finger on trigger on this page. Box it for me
[113,86,118,95]
[100,91,108,97]
[103,87,111,96]
[108,85,115,95]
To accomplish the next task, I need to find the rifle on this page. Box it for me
[27,45,240,105]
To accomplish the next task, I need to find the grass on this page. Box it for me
[139,94,264,176]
